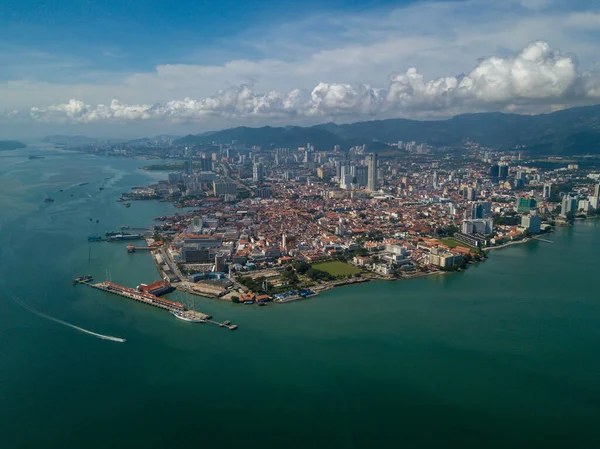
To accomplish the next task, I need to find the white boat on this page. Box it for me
[171,310,205,323]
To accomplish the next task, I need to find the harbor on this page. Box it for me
[73,276,238,330]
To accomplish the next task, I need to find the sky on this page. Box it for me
[1,0,600,139]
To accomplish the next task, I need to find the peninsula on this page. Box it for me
[71,119,600,305]
[0,140,27,151]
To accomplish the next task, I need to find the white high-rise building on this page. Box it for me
[366,153,378,192]
[543,183,552,199]
[253,162,264,182]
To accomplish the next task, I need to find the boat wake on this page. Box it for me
[4,289,126,343]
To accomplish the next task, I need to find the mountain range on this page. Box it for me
[176,104,600,155]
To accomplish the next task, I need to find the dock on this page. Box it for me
[73,276,238,330]
[90,281,185,311]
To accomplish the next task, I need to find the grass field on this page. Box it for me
[441,238,476,249]
[312,261,361,276]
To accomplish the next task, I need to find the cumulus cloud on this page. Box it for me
[13,42,600,126]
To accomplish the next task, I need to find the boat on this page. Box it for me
[88,236,103,242]
[127,245,135,253]
[171,310,205,323]
[108,233,142,241]
[44,197,54,203]
[78,182,89,186]
[105,231,121,236]
[99,187,104,191]
[72,275,93,285]
[123,202,131,208]
[121,225,130,229]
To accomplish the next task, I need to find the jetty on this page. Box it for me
[72,276,238,330]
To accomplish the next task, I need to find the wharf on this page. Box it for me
[90,281,185,312]
[206,319,238,331]
[73,277,238,330]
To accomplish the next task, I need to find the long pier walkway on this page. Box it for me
[73,276,238,330]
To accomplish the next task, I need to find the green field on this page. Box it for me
[441,238,475,249]
[312,261,361,276]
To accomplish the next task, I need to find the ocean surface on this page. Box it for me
[1,147,600,449]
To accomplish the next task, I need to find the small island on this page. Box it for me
[0,141,27,151]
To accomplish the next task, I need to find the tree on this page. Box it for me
[231,296,240,304]
[293,261,311,275]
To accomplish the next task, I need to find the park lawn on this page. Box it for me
[312,261,361,276]
[440,238,476,250]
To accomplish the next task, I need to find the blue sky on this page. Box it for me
[1,0,600,139]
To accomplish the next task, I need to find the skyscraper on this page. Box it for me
[253,162,264,182]
[354,165,368,187]
[366,153,378,192]
[561,194,578,217]
[595,183,600,198]
[543,183,552,199]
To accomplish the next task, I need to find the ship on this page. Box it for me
[123,202,131,208]
[72,275,93,285]
[44,197,54,203]
[88,235,103,242]
[108,233,143,241]
[127,244,135,253]
[171,310,207,323]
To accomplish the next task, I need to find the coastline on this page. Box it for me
[484,238,532,251]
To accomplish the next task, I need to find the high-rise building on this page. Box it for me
[516,197,537,213]
[340,172,353,190]
[253,162,264,182]
[561,194,578,217]
[461,218,493,235]
[498,164,509,180]
[366,153,378,191]
[595,183,600,198]
[213,180,238,196]
[543,183,552,199]
[200,155,212,172]
[168,172,183,185]
[183,159,193,175]
[354,165,368,187]
[465,187,476,201]
[521,212,541,234]
[471,201,492,219]
[333,145,341,153]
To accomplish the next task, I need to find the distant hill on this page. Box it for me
[0,141,27,151]
[42,135,97,145]
[176,104,600,155]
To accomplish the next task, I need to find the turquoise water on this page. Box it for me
[1,148,600,448]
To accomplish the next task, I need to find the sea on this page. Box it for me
[1,146,600,449]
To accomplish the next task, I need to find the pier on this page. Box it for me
[72,276,238,330]
[90,281,185,311]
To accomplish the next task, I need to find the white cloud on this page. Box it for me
[13,41,599,127]
[2,0,600,137]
